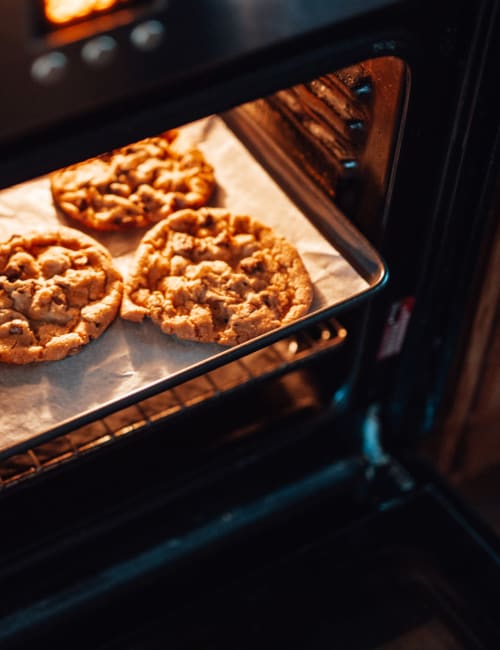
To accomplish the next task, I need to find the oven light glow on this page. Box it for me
[43,0,130,25]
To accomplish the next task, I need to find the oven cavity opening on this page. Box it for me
[0,55,408,484]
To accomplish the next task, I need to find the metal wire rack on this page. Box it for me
[0,319,346,489]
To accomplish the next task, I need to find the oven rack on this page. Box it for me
[0,319,346,490]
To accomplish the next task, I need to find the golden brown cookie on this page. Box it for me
[0,228,123,364]
[121,208,313,346]
[50,131,216,231]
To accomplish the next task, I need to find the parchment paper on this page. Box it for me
[0,115,369,453]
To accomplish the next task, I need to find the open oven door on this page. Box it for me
[0,410,498,650]
[109,462,500,650]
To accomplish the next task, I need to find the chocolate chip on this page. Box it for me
[241,258,265,274]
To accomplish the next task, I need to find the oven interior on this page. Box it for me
[0,54,405,483]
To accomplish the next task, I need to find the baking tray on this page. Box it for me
[0,115,387,458]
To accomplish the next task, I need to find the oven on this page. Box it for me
[0,1,499,648]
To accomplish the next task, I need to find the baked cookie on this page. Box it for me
[0,228,123,364]
[121,208,313,345]
[50,131,216,231]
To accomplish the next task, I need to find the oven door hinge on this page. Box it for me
[361,404,416,499]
